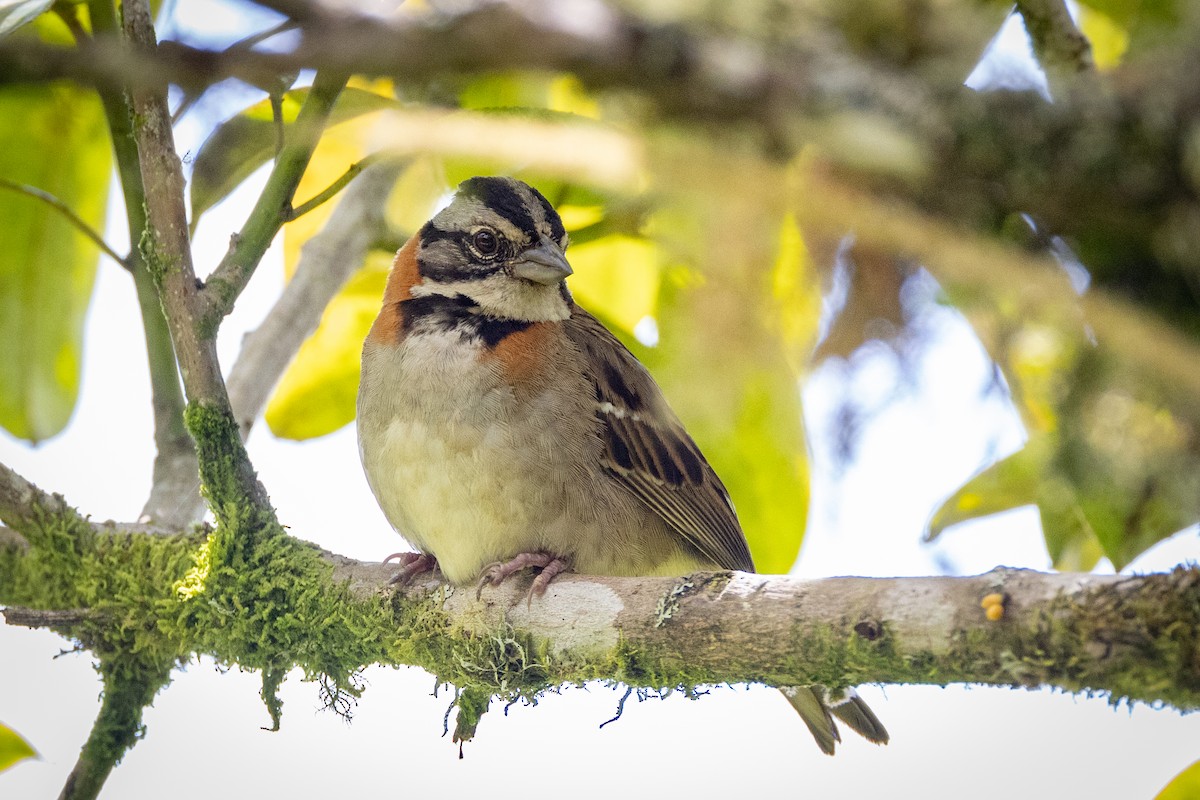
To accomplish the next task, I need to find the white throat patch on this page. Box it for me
[410,273,571,322]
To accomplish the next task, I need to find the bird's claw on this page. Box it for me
[475,552,572,605]
[383,552,437,586]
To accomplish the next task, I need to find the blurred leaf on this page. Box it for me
[459,73,600,120]
[0,722,37,772]
[383,156,448,237]
[932,304,1200,570]
[189,84,400,228]
[770,213,823,369]
[1076,7,1130,70]
[375,108,641,193]
[1155,759,1200,800]
[929,448,1041,540]
[280,105,388,279]
[1075,0,1180,67]
[636,177,810,572]
[0,0,51,37]
[0,83,110,442]
[265,253,389,440]
[568,235,661,338]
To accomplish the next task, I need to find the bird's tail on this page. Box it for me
[780,686,889,755]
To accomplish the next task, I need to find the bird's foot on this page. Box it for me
[476,552,572,603]
[383,552,437,586]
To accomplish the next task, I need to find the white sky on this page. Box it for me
[3,3,1199,798]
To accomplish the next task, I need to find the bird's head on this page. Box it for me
[412,176,573,322]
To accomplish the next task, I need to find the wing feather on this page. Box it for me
[564,307,755,572]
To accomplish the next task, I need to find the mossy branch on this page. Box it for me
[56,657,174,800]
[5,496,1195,715]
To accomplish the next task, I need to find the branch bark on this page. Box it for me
[200,68,349,329]
[330,561,1200,709]
[226,158,405,438]
[1015,0,1096,96]
[122,0,272,514]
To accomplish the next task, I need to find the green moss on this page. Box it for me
[137,221,174,287]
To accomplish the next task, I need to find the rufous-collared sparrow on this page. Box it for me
[357,176,887,753]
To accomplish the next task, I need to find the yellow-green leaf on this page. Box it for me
[1076,7,1129,70]
[1156,759,1200,800]
[928,446,1042,542]
[264,253,389,439]
[189,85,401,228]
[568,235,661,337]
[0,722,37,773]
[640,274,809,574]
[0,82,110,442]
[459,72,601,119]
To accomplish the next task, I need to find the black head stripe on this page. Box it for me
[528,185,567,244]
[419,221,458,247]
[459,177,538,240]
[418,222,500,282]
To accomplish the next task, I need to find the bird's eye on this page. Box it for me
[472,229,499,258]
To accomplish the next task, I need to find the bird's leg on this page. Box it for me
[383,552,438,586]
[476,552,572,601]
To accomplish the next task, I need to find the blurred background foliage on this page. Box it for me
[1,0,1199,578]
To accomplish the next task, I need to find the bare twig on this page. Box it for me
[285,154,381,222]
[0,178,127,268]
[1015,0,1096,96]
[200,69,349,329]
[2,607,96,629]
[226,158,406,439]
[85,0,199,532]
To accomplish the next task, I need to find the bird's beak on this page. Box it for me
[510,238,573,286]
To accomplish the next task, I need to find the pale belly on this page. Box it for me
[360,412,577,584]
[357,334,709,584]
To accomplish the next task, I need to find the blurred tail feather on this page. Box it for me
[781,685,888,755]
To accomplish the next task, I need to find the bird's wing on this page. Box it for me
[563,306,755,572]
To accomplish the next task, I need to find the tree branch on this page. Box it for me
[85,0,199,530]
[226,158,405,439]
[1015,0,1096,96]
[200,68,349,329]
[372,563,1200,710]
[122,0,272,515]
[5,509,1196,709]
[0,461,81,533]
[2,607,95,629]
[57,657,174,800]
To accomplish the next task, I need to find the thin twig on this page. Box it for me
[1015,0,1096,96]
[270,90,286,157]
[199,68,349,328]
[228,19,300,53]
[226,158,405,438]
[2,607,97,629]
[285,154,380,221]
[0,178,127,268]
[124,0,273,517]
